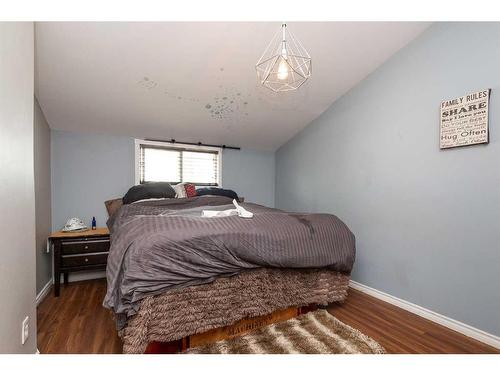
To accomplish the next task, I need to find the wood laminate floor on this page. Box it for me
[37,279,122,354]
[37,279,499,354]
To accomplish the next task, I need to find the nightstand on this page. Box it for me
[49,227,110,297]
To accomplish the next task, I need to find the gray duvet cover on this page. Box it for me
[103,196,355,325]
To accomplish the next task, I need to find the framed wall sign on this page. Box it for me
[440,89,490,149]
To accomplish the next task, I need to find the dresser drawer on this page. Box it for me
[61,252,108,268]
[61,239,110,255]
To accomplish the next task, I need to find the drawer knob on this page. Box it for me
[85,258,89,262]
[84,245,88,249]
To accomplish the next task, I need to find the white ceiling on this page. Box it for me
[35,22,430,151]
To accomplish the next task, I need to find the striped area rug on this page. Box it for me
[188,310,385,354]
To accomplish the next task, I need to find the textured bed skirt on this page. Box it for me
[120,268,350,353]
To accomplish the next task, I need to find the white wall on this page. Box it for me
[0,22,37,353]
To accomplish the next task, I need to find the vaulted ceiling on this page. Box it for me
[35,22,430,151]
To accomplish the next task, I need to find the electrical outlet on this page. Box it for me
[21,316,29,345]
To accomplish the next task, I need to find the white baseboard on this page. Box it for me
[35,279,53,306]
[349,280,500,350]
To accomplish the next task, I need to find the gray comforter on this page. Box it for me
[103,196,355,324]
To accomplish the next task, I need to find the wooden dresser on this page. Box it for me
[49,228,110,297]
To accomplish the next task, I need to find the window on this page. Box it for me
[135,140,221,186]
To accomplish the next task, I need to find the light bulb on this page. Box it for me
[277,58,289,80]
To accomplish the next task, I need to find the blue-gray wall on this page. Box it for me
[276,23,500,336]
[34,98,52,294]
[51,130,275,230]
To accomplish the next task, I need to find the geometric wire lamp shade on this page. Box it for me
[256,23,312,92]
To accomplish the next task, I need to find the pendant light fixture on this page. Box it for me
[255,23,312,92]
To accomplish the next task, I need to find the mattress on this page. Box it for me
[104,195,356,328]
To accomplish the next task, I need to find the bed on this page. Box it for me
[104,195,356,353]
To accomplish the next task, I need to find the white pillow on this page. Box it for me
[173,183,187,198]
[131,197,171,204]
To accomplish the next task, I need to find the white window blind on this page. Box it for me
[139,144,220,186]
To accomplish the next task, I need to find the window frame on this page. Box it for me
[134,139,222,186]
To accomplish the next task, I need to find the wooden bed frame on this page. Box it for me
[144,304,318,354]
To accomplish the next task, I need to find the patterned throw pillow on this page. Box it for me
[185,183,197,198]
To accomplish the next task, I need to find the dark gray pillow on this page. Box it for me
[196,187,239,200]
[123,182,176,204]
